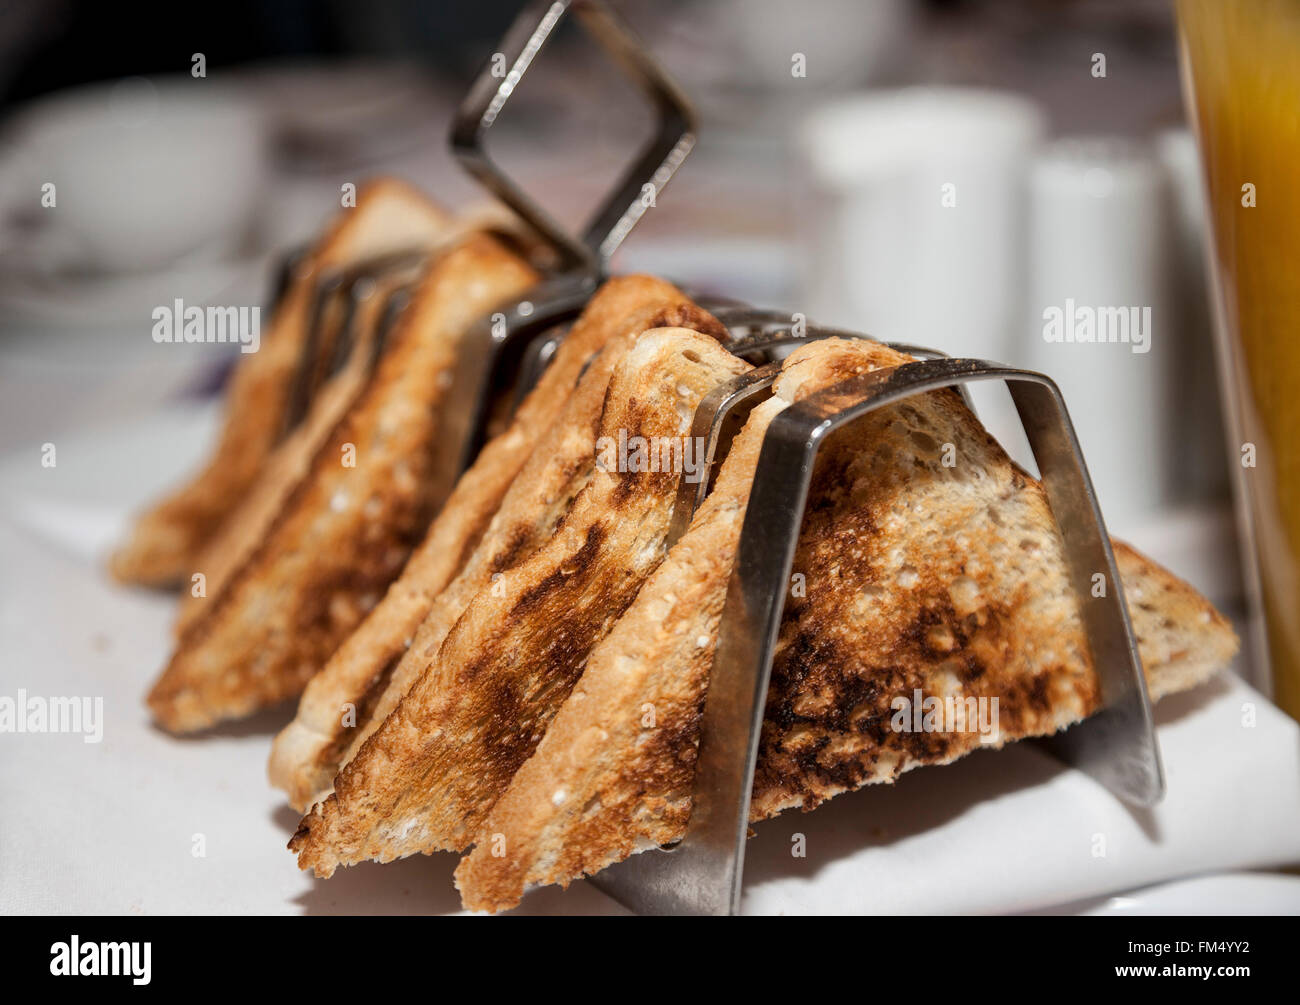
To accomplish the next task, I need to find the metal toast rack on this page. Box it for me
[281,0,1165,914]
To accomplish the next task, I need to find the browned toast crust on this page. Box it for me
[326,299,730,784]
[173,256,426,638]
[454,337,1239,913]
[146,235,538,732]
[268,277,725,808]
[290,328,749,875]
[111,179,449,587]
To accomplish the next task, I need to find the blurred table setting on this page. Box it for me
[0,0,1295,915]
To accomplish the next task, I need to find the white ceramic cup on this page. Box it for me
[799,87,1046,361]
[0,76,270,275]
[797,87,1046,462]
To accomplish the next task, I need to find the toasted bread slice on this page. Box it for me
[454,337,1239,913]
[290,328,750,875]
[268,278,726,809]
[111,179,451,587]
[172,254,428,638]
[146,234,538,732]
[321,299,730,791]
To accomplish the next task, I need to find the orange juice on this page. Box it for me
[1178,0,1300,719]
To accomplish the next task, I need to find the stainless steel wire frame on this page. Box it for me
[278,249,430,440]
[283,0,1162,917]
[427,0,700,502]
[449,0,697,274]
[589,329,1164,915]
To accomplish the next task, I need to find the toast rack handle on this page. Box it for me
[449,0,697,275]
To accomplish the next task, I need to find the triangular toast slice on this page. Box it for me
[454,337,1239,913]
[111,179,451,587]
[268,277,726,809]
[172,252,428,639]
[290,328,750,874]
[146,234,538,732]
[321,299,730,791]
[173,208,564,637]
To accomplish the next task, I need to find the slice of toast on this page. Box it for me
[268,277,726,810]
[146,234,539,733]
[172,253,428,638]
[454,337,1239,913]
[289,328,750,875]
[110,178,451,587]
[322,298,730,790]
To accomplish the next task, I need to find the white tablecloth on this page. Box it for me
[1,406,1297,915]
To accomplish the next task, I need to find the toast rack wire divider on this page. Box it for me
[279,250,428,438]
[429,0,700,497]
[449,0,698,275]
[590,321,1165,916]
[663,311,980,536]
[265,1,1163,916]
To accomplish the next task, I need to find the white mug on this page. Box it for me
[1020,136,1175,530]
[799,87,1046,361]
[0,76,269,276]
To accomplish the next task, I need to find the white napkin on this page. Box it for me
[1,409,1297,915]
[738,672,1300,914]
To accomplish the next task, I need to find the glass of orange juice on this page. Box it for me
[1177,0,1300,720]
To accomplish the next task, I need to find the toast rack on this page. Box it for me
[266,0,1164,915]
[445,0,1163,916]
